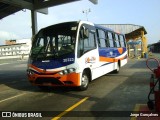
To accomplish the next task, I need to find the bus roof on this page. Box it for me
[39,21,123,35]
[95,24,114,31]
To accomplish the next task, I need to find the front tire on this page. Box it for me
[79,72,89,91]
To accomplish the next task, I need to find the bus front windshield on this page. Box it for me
[30,22,78,60]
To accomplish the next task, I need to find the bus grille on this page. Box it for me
[35,77,63,85]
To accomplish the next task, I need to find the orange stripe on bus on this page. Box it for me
[99,55,127,62]
[60,73,80,86]
[99,57,115,62]
[29,71,80,86]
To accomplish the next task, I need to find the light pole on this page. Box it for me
[82,9,91,21]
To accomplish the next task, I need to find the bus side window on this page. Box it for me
[97,29,107,47]
[115,34,120,48]
[105,31,110,47]
[83,32,96,53]
[108,32,114,47]
[120,35,126,47]
[78,28,96,57]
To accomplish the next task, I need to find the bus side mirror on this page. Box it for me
[82,26,89,39]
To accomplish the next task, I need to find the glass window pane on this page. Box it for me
[120,35,126,47]
[108,32,114,47]
[115,34,120,47]
[98,30,106,47]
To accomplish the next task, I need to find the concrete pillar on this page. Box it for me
[31,10,38,36]
[144,37,148,53]
[128,44,130,57]
[141,30,148,57]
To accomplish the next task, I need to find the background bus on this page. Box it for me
[27,21,127,90]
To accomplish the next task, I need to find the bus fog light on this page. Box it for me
[68,68,75,73]
[63,70,68,74]
[27,69,34,75]
[59,71,64,75]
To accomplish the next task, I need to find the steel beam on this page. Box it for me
[1,0,34,10]
[31,10,38,36]
[141,30,148,58]
[89,0,98,4]
[34,0,80,10]
[1,0,48,14]
[36,8,48,14]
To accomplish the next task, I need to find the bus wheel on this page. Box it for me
[79,72,89,91]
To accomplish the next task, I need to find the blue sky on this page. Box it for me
[0,0,160,45]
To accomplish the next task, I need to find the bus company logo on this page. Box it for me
[109,51,113,56]
[85,57,96,63]
[2,112,11,117]
[2,112,42,118]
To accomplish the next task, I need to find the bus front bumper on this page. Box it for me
[27,71,80,87]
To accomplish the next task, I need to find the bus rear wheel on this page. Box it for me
[79,72,89,91]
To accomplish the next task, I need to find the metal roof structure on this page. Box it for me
[100,24,147,34]
[0,2,22,19]
[100,24,147,40]
[0,0,98,19]
[0,0,81,19]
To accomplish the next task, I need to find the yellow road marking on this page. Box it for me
[130,104,140,120]
[51,97,89,120]
[0,93,26,103]
[130,104,147,120]
[134,104,141,111]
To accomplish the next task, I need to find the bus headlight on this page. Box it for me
[58,68,75,75]
[64,70,68,74]
[58,71,64,75]
[68,68,75,73]
[27,69,34,75]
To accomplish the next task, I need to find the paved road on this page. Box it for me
[0,58,155,120]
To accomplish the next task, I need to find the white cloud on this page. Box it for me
[0,31,21,45]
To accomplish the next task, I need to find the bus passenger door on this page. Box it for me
[77,24,99,80]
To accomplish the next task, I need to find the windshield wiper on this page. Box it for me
[32,47,45,60]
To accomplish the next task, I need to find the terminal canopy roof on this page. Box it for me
[0,0,98,19]
[0,0,80,19]
[100,24,147,41]
[125,26,147,40]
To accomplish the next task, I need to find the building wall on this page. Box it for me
[152,42,160,53]
[148,42,160,53]
[0,39,31,56]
